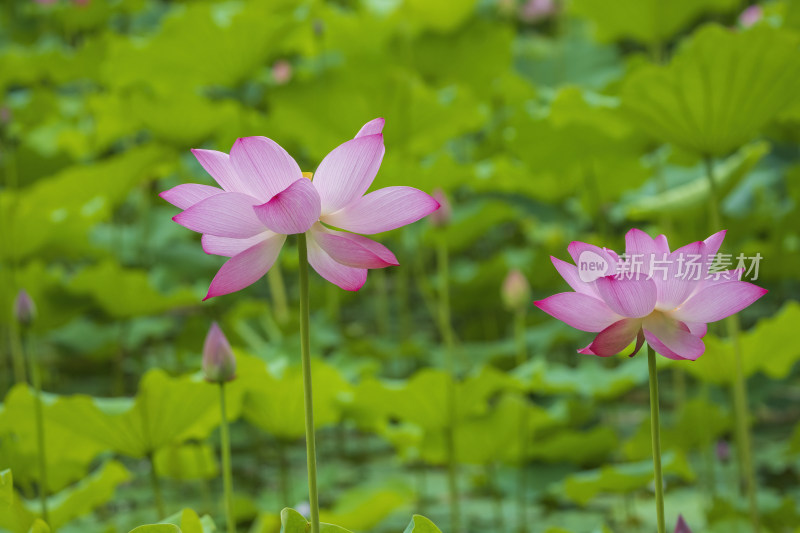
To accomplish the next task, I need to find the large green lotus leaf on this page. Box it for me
[530,426,618,466]
[46,370,217,458]
[622,141,769,219]
[395,0,477,33]
[0,469,11,509]
[623,24,800,156]
[26,519,49,533]
[280,507,353,533]
[129,526,181,533]
[570,0,738,43]
[243,359,351,439]
[319,485,412,532]
[154,443,218,481]
[559,452,694,506]
[66,260,197,319]
[683,300,800,385]
[0,144,173,261]
[404,515,443,533]
[149,508,216,533]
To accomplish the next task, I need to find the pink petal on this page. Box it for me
[655,234,670,254]
[191,149,249,194]
[624,228,660,277]
[684,322,708,337]
[355,118,385,138]
[202,231,275,257]
[595,274,657,318]
[643,314,705,361]
[160,183,222,209]
[322,186,440,234]
[307,236,367,291]
[654,241,706,310]
[312,134,385,214]
[550,256,596,296]
[534,292,621,332]
[173,192,265,238]
[252,178,321,235]
[669,281,767,324]
[310,223,398,269]
[704,229,727,257]
[577,318,643,357]
[675,515,692,533]
[229,136,303,202]
[204,234,286,300]
[567,241,618,274]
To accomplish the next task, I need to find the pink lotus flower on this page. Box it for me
[534,229,767,360]
[161,118,440,299]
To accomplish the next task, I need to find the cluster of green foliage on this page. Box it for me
[1,0,800,532]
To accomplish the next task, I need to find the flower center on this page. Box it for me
[302,171,313,180]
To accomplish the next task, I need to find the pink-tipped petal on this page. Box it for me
[595,274,658,318]
[643,314,705,361]
[624,228,661,277]
[253,178,321,235]
[160,183,222,209]
[704,229,727,257]
[655,241,706,310]
[322,186,440,234]
[684,322,708,337]
[654,234,670,254]
[202,231,275,257]
[312,134,385,214]
[173,192,265,238]
[204,234,286,300]
[310,223,398,269]
[191,149,248,193]
[307,236,367,291]
[534,292,621,332]
[669,281,767,324]
[566,241,618,279]
[550,256,597,296]
[229,136,303,202]
[355,118,385,138]
[578,318,643,357]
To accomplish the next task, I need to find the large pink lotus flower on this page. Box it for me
[161,119,439,299]
[534,229,767,360]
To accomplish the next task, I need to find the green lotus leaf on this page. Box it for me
[26,520,50,533]
[319,485,412,532]
[279,507,353,533]
[128,526,181,533]
[0,469,12,509]
[154,443,218,481]
[404,514,443,533]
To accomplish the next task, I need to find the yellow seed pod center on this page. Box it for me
[302,171,313,180]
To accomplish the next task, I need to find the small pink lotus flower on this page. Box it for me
[271,60,292,85]
[161,118,440,299]
[675,515,692,533]
[739,5,762,28]
[202,322,236,383]
[534,229,767,360]
[429,188,452,228]
[520,0,557,23]
[14,289,36,327]
[502,269,531,311]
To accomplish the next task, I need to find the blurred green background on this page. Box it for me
[1,0,800,532]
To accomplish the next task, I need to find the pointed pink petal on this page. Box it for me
[355,118,385,138]
[624,228,661,277]
[307,236,367,291]
[550,256,596,296]
[595,274,657,318]
[322,186,440,234]
[577,318,643,357]
[669,280,767,324]
[704,229,727,257]
[684,322,708,337]
[655,234,670,254]
[643,314,705,361]
[310,223,398,269]
[566,241,618,277]
[173,192,265,238]
[204,234,287,300]
[655,241,706,310]
[312,134,385,214]
[160,183,222,209]
[191,149,249,193]
[229,136,303,202]
[675,515,692,533]
[202,231,275,257]
[534,292,621,332]
[252,178,321,235]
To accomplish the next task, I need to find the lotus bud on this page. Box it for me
[739,5,762,28]
[429,188,451,228]
[502,269,531,311]
[715,439,731,463]
[202,322,236,383]
[272,60,292,85]
[675,515,692,533]
[14,289,36,328]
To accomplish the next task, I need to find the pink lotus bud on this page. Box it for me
[715,439,731,463]
[520,0,556,23]
[272,60,292,85]
[14,289,36,327]
[675,515,692,533]
[739,5,762,28]
[502,269,531,311]
[0,107,10,124]
[429,188,451,227]
[202,322,236,383]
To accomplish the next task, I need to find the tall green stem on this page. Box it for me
[219,383,236,533]
[297,234,320,533]
[148,452,165,519]
[436,237,460,533]
[23,332,49,525]
[647,345,665,533]
[703,157,722,232]
[513,308,529,533]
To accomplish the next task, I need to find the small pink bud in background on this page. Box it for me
[739,5,762,28]
[502,269,531,311]
[14,289,36,328]
[202,322,236,383]
[272,60,292,85]
[715,439,731,463]
[675,514,692,533]
[0,107,11,124]
[520,0,557,23]
[429,188,451,227]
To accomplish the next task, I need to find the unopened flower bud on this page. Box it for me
[429,188,451,228]
[715,439,731,463]
[14,289,36,327]
[502,269,531,311]
[739,5,762,28]
[675,514,692,533]
[202,322,236,383]
[272,60,292,85]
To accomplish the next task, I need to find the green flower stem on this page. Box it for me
[297,234,321,533]
[647,344,665,533]
[10,325,26,386]
[23,332,49,525]
[436,236,461,533]
[147,451,165,519]
[219,383,236,533]
[513,307,529,533]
